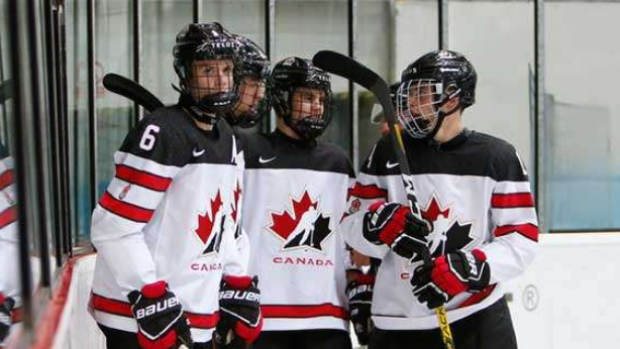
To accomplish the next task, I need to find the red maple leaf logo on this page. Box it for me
[269,191,318,240]
[231,181,242,223]
[422,196,450,223]
[195,191,223,244]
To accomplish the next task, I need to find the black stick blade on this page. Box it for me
[103,73,164,112]
[312,51,394,124]
[312,50,381,92]
[312,50,420,216]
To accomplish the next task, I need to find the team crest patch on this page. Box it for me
[267,190,333,252]
[195,190,225,255]
[349,199,361,214]
[414,194,475,262]
[119,184,131,200]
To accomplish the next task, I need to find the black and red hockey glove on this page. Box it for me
[346,272,375,346]
[0,292,15,347]
[411,249,491,310]
[214,275,262,349]
[128,281,192,349]
[363,201,431,259]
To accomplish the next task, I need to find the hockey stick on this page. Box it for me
[102,73,164,112]
[312,50,456,349]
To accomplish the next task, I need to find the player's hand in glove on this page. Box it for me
[0,292,15,346]
[363,201,431,259]
[128,281,192,349]
[346,272,375,346]
[213,275,262,349]
[411,249,491,310]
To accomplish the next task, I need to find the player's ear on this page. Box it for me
[442,96,460,112]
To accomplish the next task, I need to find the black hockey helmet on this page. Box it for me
[225,35,271,128]
[235,36,270,80]
[173,22,239,121]
[397,50,477,139]
[270,57,332,140]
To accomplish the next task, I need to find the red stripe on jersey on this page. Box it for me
[90,293,133,317]
[348,183,388,200]
[457,285,496,309]
[494,223,539,242]
[11,306,22,323]
[185,311,219,329]
[491,193,534,208]
[0,206,17,229]
[0,169,14,191]
[262,304,348,320]
[99,192,154,223]
[115,164,172,192]
[91,293,219,328]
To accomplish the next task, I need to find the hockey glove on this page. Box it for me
[0,292,15,346]
[128,281,193,349]
[346,272,375,346]
[363,201,431,259]
[214,275,262,349]
[411,250,491,310]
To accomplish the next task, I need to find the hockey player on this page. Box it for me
[89,22,261,349]
[225,35,270,129]
[238,57,353,349]
[0,142,19,348]
[341,50,538,349]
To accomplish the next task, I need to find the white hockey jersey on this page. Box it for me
[340,130,539,330]
[239,130,353,332]
[90,107,248,342]
[0,144,21,325]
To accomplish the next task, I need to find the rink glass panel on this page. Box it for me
[66,0,92,242]
[1,0,58,327]
[94,0,135,200]
[544,2,620,231]
[142,0,193,105]
[200,0,265,47]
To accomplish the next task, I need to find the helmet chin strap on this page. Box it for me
[176,85,220,125]
[424,100,461,141]
[283,113,326,141]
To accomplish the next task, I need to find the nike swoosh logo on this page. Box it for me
[386,161,399,169]
[259,156,276,164]
[193,148,205,157]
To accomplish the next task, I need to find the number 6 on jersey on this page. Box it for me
[139,124,160,151]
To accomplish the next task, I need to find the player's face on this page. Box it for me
[234,76,266,117]
[188,59,234,100]
[406,84,437,130]
[290,87,325,121]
